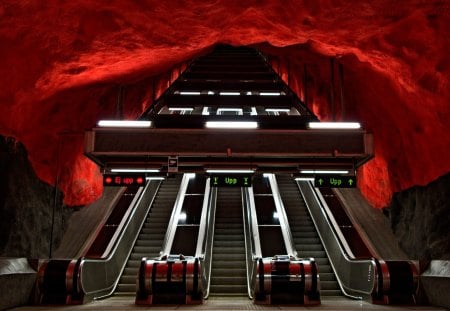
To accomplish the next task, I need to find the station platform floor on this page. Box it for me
[10,296,445,311]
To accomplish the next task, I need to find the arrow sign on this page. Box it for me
[314,175,357,188]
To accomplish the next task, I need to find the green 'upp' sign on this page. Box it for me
[314,175,356,188]
[210,175,252,187]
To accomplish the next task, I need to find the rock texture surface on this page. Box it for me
[0,2,449,208]
[0,136,71,258]
[388,172,450,260]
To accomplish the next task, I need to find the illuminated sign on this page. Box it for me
[210,175,252,187]
[103,174,146,187]
[314,175,356,188]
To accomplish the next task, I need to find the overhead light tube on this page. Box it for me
[307,122,361,129]
[179,91,201,95]
[97,120,152,128]
[206,169,254,174]
[260,92,281,96]
[219,92,240,96]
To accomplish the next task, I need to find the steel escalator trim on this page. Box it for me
[84,186,141,258]
[134,174,209,305]
[115,175,183,295]
[209,187,247,296]
[250,174,320,305]
[276,174,342,297]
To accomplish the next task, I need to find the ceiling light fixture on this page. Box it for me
[308,122,361,129]
[97,120,152,128]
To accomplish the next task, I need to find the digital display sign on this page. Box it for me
[210,175,252,187]
[103,174,146,186]
[314,175,357,188]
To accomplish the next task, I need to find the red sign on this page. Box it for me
[103,174,146,186]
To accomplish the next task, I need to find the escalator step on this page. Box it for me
[212,253,246,261]
[320,280,340,290]
[209,284,247,294]
[211,276,247,285]
[321,290,343,296]
[115,284,135,293]
[211,268,246,276]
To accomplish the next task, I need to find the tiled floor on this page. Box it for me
[10,296,446,311]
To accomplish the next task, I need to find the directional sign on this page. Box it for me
[168,156,178,173]
[210,175,252,187]
[314,175,357,188]
[103,174,146,186]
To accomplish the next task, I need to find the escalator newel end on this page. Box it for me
[135,256,203,305]
[254,256,321,305]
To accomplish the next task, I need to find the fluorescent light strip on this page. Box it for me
[202,107,210,115]
[205,121,258,129]
[219,92,240,96]
[97,120,151,128]
[300,170,349,174]
[146,177,165,181]
[168,107,194,111]
[179,212,187,221]
[207,91,215,95]
[260,92,281,96]
[308,122,361,129]
[251,107,258,115]
[265,108,290,112]
[217,108,243,115]
[295,177,315,181]
[111,169,160,173]
[179,91,201,95]
[246,91,252,95]
[206,169,254,174]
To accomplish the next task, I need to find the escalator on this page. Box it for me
[209,188,247,296]
[276,175,341,296]
[115,175,182,295]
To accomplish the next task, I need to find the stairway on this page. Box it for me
[209,188,247,296]
[276,175,342,296]
[115,176,182,295]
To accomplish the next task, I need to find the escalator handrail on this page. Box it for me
[242,186,262,299]
[297,181,377,299]
[78,180,162,300]
[195,179,217,299]
[159,174,192,256]
[267,174,298,258]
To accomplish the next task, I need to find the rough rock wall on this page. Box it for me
[0,136,71,258]
[0,1,449,208]
[388,172,450,260]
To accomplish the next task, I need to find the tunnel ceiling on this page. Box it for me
[0,1,449,208]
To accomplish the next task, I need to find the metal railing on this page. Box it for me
[242,186,262,299]
[195,179,217,299]
[78,180,162,301]
[297,181,376,299]
[266,173,298,258]
[159,174,192,256]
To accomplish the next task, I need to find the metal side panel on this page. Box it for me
[79,180,162,300]
[85,128,373,170]
[297,181,376,299]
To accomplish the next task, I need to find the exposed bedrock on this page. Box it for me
[0,136,71,258]
[388,172,450,260]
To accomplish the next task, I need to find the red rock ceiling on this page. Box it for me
[0,1,449,208]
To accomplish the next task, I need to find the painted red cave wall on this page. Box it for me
[0,1,449,207]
